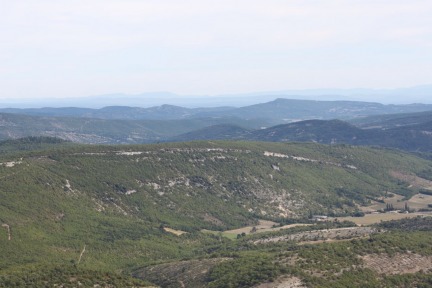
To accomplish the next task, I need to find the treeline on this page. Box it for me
[376,216,432,231]
[207,254,286,288]
[0,136,69,153]
[0,265,150,287]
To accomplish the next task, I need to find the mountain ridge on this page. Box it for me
[171,117,432,152]
[0,99,431,152]
[2,98,432,121]
[2,84,432,108]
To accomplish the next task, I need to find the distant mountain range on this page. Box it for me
[2,84,432,108]
[2,98,432,122]
[0,98,431,152]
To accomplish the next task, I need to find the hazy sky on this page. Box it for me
[1,0,431,99]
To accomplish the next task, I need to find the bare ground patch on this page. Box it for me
[334,212,431,226]
[254,276,305,288]
[163,227,187,236]
[362,253,432,275]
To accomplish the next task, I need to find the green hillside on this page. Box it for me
[172,119,432,152]
[350,110,432,129]
[0,112,272,144]
[0,140,431,286]
[251,119,432,152]
[134,217,432,287]
[0,136,72,154]
[2,106,431,154]
[3,99,432,121]
[170,124,251,142]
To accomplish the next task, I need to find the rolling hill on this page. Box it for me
[2,98,432,122]
[170,124,251,142]
[349,110,432,129]
[248,120,371,143]
[0,113,272,144]
[171,118,432,152]
[1,109,431,153]
[1,139,432,286]
[1,98,431,155]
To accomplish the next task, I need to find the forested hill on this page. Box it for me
[349,110,432,129]
[1,99,431,153]
[2,98,432,121]
[0,112,271,144]
[171,119,432,153]
[1,140,432,286]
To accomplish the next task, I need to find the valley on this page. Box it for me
[0,138,432,286]
[4,0,432,285]
[0,100,431,154]
[0,97,432,287]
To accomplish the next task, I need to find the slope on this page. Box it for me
[0,113,271,144]
[169,124,251,142]
[249,119,373,144]
[173,119,432,152]
[249,119,432,152]
[2,99,432,122]
[0,141,431,277]
[350,110,432,129]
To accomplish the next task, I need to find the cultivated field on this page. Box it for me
[223,220,311,236]
[202,220,311,239]
[254,276,305,288]
[360,192,432,212]
[334,212,431,225]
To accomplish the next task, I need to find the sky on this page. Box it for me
[1,0,432,100]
